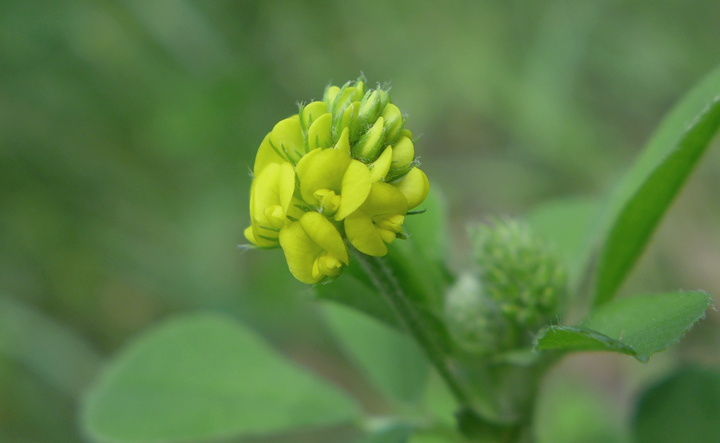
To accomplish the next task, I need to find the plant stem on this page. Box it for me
[352,249,472,407]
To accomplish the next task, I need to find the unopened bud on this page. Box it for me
[390,136,414,170]
[381,103,404,145]
[332,101,360,142]
[353,117,385,161]
[323,86,340,109]
[330,82,365,117]
[358,89,389,127]
[306,113,333,151]
[299,101,329,134]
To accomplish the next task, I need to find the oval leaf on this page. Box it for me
[593,64,720,305]
[535,291,713,361]
[0,294,101,398]
[82,313,359,443]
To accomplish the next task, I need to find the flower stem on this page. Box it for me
[352,249,472,407]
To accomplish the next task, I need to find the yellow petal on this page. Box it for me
[279,220,322,284]
[270,115,305,162]
[249,162,295,247]
[300,101,328,131]
[299,212,349,264]
[335,127,351,156]
[378,228,397,244]
[244,225,259,245]
[344,210,388,257]
[363,182,409,217]
[391,136,415,169]
[335,160,372,221]
[369,146,393,182]
[313,251,344,279]
[253,133,286,175]
[307,112,333,150]
[344,183,409,256]
[296,147,350,205]
[279,162,295,212]
[251,163,296,221]
[394,168,429,210]
[279,212,348,284]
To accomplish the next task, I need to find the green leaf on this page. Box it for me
[82,313,360,443]
[535,291,713,361]
[315,262,400,330]
[525,196,599,288]
[535,378,631,443]
[322,303,429,404]
[534,326,638,358]
[0,294,101,398]
[409,432,465,443]
[402,184,450,265]
[593,63,720,305]
[386,185,451,313]
[633,367,720,443]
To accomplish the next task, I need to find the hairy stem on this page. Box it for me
[352,249,471,407]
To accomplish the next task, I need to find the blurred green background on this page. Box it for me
[2,1,720,441]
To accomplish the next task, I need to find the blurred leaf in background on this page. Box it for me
[2,0,720,441]
[633,367,720,443]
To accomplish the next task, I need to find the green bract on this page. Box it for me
[245,77,430,284]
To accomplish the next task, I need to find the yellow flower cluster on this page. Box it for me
[245,78,430,284]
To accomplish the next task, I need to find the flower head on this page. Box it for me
[244,77,430,283]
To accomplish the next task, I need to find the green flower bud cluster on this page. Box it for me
[444,273,513,355]
[244,77,430,285]
[444,219,566,354]
[469,219,567,332]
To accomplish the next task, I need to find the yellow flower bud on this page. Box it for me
[358,89,389,127]
[299,101,329,133]
[279,212,349,284]
[390,136,415,171]
[381,103,404,145]
[369,146,393,182]
[354,117,385,162]
[332,101,360,143]
[306,112,333,151]
[330,83,365,117]
[323,85,340,108]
